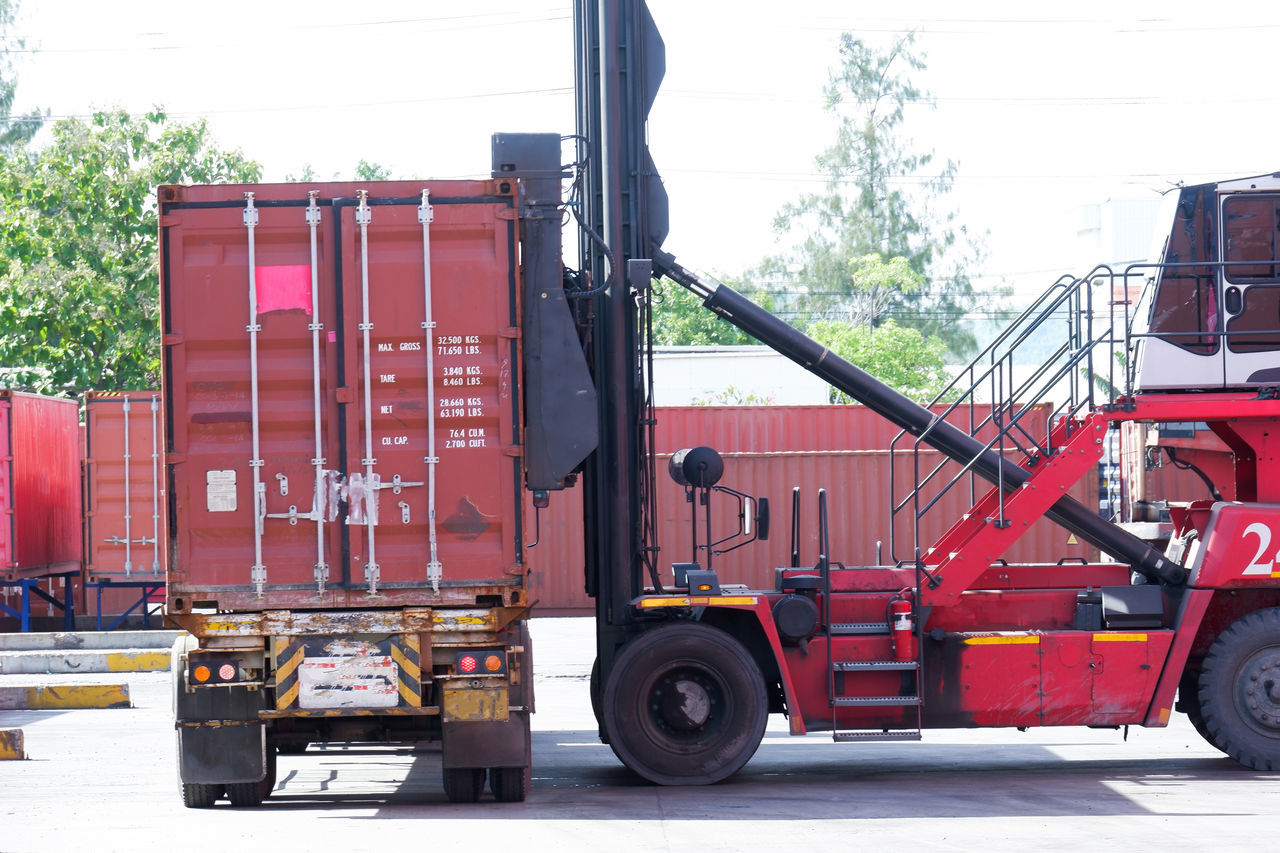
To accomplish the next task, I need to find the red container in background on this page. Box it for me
[0,390,82,581]
[527,404,1097,614]
[160,180,525,613]
[82,391,166,618]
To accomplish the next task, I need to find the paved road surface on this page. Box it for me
[1,617,1276,852]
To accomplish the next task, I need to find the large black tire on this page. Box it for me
[601,621,767,786]
[489,765,531,802]
[226,781,264,808]
[590,656,604,732]
[1179,668,1212,745]
[181,783,222,809]
[442,768,485,803]
[1199,607,1280,770]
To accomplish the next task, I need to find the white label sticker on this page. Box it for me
[298,655,398,709]
[206,469,237,513]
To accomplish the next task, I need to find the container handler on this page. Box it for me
[572,0,1280,784]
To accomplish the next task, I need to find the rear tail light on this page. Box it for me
[454,649,506,675]
[187,653,242,685]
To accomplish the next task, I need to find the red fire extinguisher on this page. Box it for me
[889,593,916,662]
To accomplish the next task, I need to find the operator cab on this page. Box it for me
[1133,173,1280,391]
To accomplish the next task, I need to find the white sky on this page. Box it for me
[10,1,1280,299]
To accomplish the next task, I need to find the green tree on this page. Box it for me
[0,0,43,150]
[651,277,777,346]
[354,159,392,181]
[651,279,753,346]
[760,33,983,356]
[0,109,260,393]
[808,318,951,404]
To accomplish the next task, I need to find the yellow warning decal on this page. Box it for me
[1093,633,1148,642]
[638,596,759,608]
[963,635,1040,645]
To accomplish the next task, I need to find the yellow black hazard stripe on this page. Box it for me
[273,638,305,710]
[390,634,422,707]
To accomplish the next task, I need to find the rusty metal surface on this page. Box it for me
[170,605,527,641]
[0,391,82,582]
[82,391,167,618]
[527,405,1097,614]
[160,181,523,613]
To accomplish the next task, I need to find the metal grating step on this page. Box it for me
[833,730,922,743]
[832,660,919,672]
[832,695,921,707]
[829,622,889,635]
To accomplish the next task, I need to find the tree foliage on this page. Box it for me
[808,318,950,404]
[759,33,983,357]
[650,277,770,346]
[0,0,43,151]
[0,109,260,393]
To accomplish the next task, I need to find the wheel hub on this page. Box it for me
[652,669,718,733]
[1237,647,1280,735]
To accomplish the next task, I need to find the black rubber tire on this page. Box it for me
[226,780,266,808]
[589,657,605,734]
[262,747,278,799]
[181,783,223,809]
[601,621,768,786]
[1199,607,1280,770]
[1179,668,1212,745]
[489,765,531,802]
[442,768,485,803]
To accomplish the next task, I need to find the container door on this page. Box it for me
[165,184,520,609]
[334,193,519,594]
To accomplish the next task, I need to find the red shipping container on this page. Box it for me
[528,404,1097,614]
[82,391,167,619]
[0,390,82,582]
[160,181,525,614]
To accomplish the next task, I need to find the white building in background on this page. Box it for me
[650,346,830,406]
[1071,195,1165,273]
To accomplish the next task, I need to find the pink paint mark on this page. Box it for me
[255,265,313,315]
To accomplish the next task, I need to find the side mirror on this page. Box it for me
[756,497,770,542]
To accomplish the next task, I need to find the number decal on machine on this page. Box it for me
[1242,521,1280,576]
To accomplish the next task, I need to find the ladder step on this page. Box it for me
[833,730,922,743]
[833,695,921,707]
[829,622,888,635]
[833,660,918,671]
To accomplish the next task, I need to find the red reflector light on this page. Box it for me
[218,663,237,681]
[459,655,478,674]
[192,665,211,683]
[484,654,503,672]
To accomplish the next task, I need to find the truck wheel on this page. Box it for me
[590,657,604,731]
[1199,607,1280,770]
[489,765,530,802]
[442,768,485,803]
[602,621,767,785]
[227,779,266,808]
[1179,669,1212,745]
[181,783,223,808]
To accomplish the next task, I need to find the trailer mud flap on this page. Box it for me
[442,710,528,769]
[177,723,266,784]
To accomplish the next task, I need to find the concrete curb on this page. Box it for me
[0,684,132,710]
[0,649,172,674]
[0,728,23,759]
[0,630,182,652]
